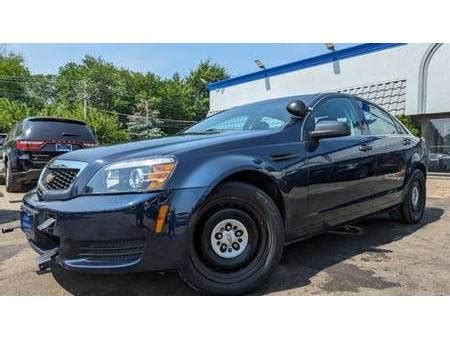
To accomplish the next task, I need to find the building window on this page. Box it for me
[428,117,450,173]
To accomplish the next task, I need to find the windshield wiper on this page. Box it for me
[182,129,223,135]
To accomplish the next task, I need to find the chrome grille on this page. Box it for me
[39,159,87,192]
[41,167,79,191]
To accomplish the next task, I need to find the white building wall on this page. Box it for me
[426,44,450,114]
[210,44,450,116]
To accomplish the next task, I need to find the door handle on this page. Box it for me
[359,144,373,152]
[402,139,412,146]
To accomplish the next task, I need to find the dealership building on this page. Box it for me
[208,43,450,173]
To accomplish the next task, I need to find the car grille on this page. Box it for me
[41,167,80,191]
[78,239,145,262]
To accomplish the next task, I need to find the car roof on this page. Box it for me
[24,116,87,125]
[228,92,357,110]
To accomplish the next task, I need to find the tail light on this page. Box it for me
[16,140,45,151]
[82,142,97,148]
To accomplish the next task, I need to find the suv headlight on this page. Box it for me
[85,157,176,194]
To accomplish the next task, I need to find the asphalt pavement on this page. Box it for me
[1,177,449,295]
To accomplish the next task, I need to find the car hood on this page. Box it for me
[56,130,278,165]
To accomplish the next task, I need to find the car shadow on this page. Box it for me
[258,206,444,295]
[51,207,443,296]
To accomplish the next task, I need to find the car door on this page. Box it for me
[301,96,378,232]
[356,100,407,209]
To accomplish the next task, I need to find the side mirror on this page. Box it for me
[287,100,309,118]
[309,120,351,140]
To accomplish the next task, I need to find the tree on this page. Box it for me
[397,114,421,137]
[28,74,58,109]
[0,98,32,132]
[185,60,229,120]
[157,73,192,121]
[57,56,117,111]
[0,52,31,102]
[127,95,165,140]
[0,51,230,140]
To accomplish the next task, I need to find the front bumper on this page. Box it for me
[21,187,208,273]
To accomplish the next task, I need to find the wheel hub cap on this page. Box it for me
[211,219,249,259]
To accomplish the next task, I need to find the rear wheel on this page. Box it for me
[5,160,23,193]
[389,169,426,224]
[0,164,4,185]
[181,181,284,295]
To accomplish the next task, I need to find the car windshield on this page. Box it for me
[183,99,294,134]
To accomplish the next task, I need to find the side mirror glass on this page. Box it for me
[309,120,351,140]
[287,100,309,118]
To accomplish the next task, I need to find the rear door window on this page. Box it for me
[25,120,96,141]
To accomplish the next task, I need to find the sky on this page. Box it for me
[5,43,359,79]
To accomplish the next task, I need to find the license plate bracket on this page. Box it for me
[56,143,72,152]
[21,208,36,238]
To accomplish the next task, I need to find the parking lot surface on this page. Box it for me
[1,177,449,295]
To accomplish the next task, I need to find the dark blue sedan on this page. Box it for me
[21,93,427,295]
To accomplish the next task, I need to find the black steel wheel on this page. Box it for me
[181,181,284,295]
[390,169,426,224]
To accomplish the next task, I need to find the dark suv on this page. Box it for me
[21,93,427,295]
[0,133,6,161]
[1,117,96,192]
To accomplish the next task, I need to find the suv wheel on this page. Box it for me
[0,163,4,185]
[5,160,22,193]
[181,181,284,295]
[390,169,426,224]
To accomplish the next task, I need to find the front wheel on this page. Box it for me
[390,169,426,224]
[181,181,284,295]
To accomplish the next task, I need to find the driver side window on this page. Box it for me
[305,97,362,138]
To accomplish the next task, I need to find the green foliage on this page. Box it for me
[28,74,58,109]
[397,114,421,137]
[0,53,31,102]
[0,98,33,132]
[87,109,129,144]
[185,60,229,120]
[0,51,230,143]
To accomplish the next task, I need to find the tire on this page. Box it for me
[5,160,23,193]
[180,181,284,295]
[390,169,426,224]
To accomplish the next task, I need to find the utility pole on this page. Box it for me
[145,100,149,125]
[83,81,88,121]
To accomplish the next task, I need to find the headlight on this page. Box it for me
[85,157,176,194]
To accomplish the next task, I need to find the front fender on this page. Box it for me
[168,154,278,191]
